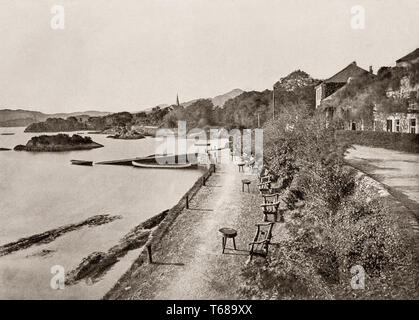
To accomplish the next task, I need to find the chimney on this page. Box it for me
[369,66,374,74]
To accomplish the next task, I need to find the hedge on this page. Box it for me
[336,130,419,153]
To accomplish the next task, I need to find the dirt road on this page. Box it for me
[345,144,419,219]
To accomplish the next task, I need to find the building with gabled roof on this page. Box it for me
[315,61,371,108]
[396,48,419,68]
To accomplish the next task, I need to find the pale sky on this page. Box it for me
[0,0,418,113]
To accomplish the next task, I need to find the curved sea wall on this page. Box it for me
[97,164,215,298]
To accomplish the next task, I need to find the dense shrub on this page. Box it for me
[263,104,348,189]
[240,104,416,299]
[336,130,419,153]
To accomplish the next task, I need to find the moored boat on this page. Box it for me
[71,160,93,166]
[132,161,193,169]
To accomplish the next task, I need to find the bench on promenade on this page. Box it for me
[257,175,272,194]
[249,222,274,261]
[260,193,281,222]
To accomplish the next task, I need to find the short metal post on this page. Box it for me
[147,244,152,263]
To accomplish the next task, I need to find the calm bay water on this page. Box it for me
[0,127,204,299]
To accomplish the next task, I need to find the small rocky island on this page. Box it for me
[106,128,145,140]
[14,134,103,152]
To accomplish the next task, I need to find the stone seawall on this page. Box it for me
[103,164,216,298]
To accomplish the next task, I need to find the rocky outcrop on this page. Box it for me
[132,126,157,137]
[65,210,169,285]
[106,128,145,140]
[14,134,103,152]
[0,214,122,257]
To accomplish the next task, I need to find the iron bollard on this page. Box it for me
[147,244,152,263]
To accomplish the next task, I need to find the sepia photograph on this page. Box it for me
[0,0,418,309]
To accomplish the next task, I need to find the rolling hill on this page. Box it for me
[0,109,111,127]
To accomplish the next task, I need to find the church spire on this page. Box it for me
[176,93,180,107]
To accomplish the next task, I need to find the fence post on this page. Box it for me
[147,244,152,263]
[186,194,189,209]
[202,176,206,186]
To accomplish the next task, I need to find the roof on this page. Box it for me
[322,62,369,84]
[396,48,419,63]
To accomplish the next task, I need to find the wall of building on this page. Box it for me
[374,112,418,134]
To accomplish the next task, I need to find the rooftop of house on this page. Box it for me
[321,61,370,84]
[396,48,419,63]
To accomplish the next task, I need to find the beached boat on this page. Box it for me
[71,160,93,166]
[1,133,15,136]
[194,142,211,146]
[132,161,193,169]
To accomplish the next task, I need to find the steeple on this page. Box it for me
[176,94,180,107]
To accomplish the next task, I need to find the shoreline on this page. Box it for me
[103,163,216,299]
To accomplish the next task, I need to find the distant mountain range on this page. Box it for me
[181,88,244,108]
[0,109,111,127]
[141,88,244,113]
[212,88,245,107]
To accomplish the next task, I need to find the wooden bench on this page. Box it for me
[257,175,272,194]
[260,193,281,222]
[249,222,274,261]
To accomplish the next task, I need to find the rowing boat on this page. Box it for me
[71,160,93,166]
[132,161,193,169]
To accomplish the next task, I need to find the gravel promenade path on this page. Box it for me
[106,162,276,300]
